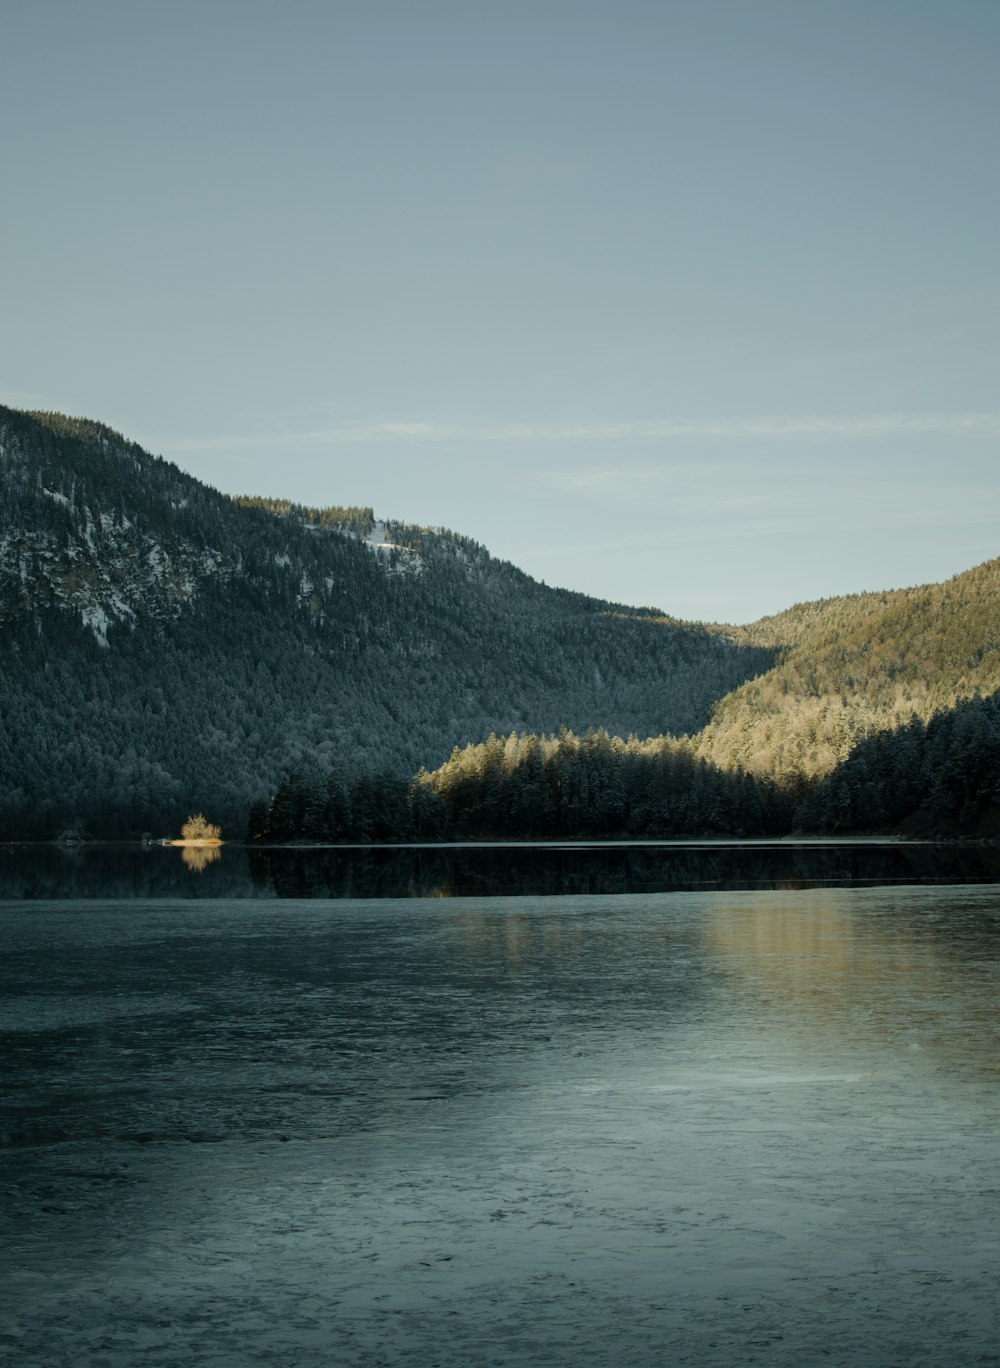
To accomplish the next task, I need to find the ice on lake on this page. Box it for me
[2,883,999,1366]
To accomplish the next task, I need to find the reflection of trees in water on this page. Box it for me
[3,841,1000,902]
[0,845,255,899]
[702,890,1000,1075]
[180,844,222,873]
[249,843,1000,901]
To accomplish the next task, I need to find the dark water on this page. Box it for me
[4,837,1000,900]
[2,856,999,1365]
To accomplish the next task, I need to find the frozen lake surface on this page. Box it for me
[2,881,999,1365]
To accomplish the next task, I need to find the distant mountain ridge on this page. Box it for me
[0,406,771,835]
[3,406,997,838]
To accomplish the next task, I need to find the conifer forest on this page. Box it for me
[3,405,999,842]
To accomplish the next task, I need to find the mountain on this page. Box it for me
[693,559,1000,787]
[6,406,998,841]
[0,406,773,837]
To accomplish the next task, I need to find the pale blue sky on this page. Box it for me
[3,0,998,622]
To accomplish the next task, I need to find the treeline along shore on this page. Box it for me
[3,408,1000,842]
[252,691,1000,844]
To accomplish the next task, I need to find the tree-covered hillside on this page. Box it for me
[795,689,1000,837]
[693,560,1000,786]
[256,688,1000,844]
[0,407,774,837]
[256,729,791,845]
[6,406,998,840]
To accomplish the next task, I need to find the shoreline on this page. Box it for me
[6,834,1000,850]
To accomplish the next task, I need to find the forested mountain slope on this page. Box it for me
[0,407,773,836]
[694,559,1000,785]
[795,689,1000,837]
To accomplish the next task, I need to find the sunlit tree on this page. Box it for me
[180,813,222,841]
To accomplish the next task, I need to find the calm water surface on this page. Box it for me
[2,856,999,1365]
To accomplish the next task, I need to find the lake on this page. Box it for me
[2,843,999,1366]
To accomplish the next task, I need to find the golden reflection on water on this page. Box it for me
[440,907,587,966]
[179,844,222,872]
[426,891,998,1078]
[702,891,1000,1075]
[437,899,699,974]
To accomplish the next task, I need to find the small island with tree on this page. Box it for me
[171,814,223,847]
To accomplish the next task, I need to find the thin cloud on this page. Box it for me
[522,501,1000,560]
[152,411,1000,454]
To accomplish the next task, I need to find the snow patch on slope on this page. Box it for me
[79,604,111,646]
[362,520,424,576]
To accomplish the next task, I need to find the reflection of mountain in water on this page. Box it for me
[3,841,1000,901]
[251,842,1000,900]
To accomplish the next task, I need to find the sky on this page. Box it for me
[2,0,998,623]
